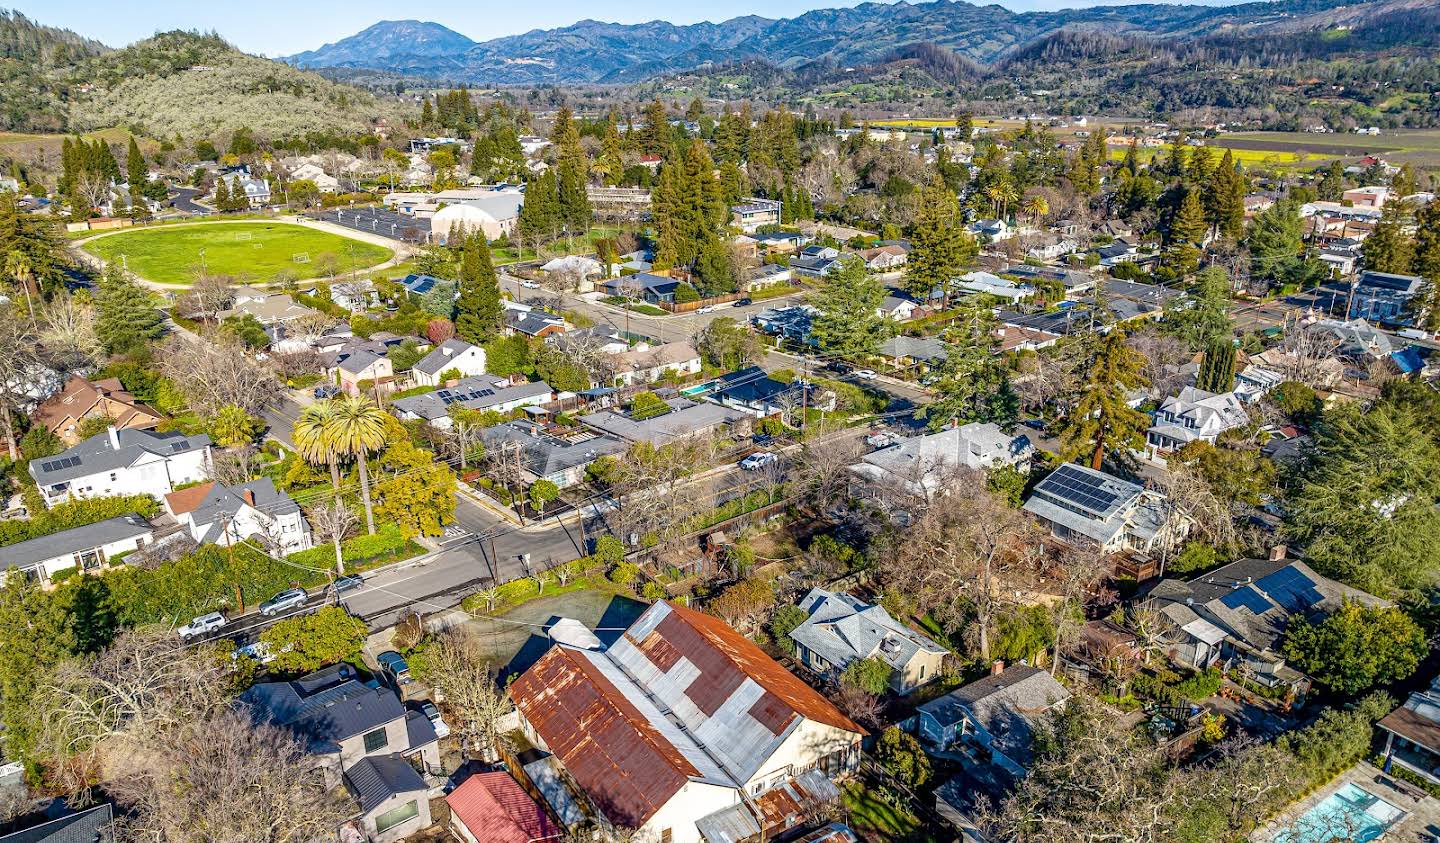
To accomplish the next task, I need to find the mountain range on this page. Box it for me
[285,0,1396,85]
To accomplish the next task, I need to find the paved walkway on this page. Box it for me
[68,215,414,291]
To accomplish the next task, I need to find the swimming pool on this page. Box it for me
[1274,783,1406,843]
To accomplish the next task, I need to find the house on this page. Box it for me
[996,325,1061,352]
[731,198,783,232]
[1022,463,1189,555]
[750,231,810,254]
[551,325,629,356]
[1349,270,1425,326]
[0,514,154,585]
[877,293,922,322]
[752,305,818,344]
[956,271,1034,304]
[164,478,310,554]
[289,163,340,193]
[857,245,908,272]
[391,377,555,429]
[510,602,865,843]
[1379,674,1440,786]
[1146,555,1385,697]
[915,665,1070,777]
[479,420,627,488]
[446,771,564,843]
[29,427,211,505]
[1002,264,1095,296]
[1145,387,1250,458]
[0,804,115,843]
[747,263,793,290]
[1317,249,1358,278]
[598,273,681,304]
[411,339,487,387]
[1094,241,1140,267]
[879,335,948,367]
[967,219,1012,241]
[34,376,164,446]
[335,345,395,396]
[710,366,802,418]
[329,280,379,312]
[1233,365,1284,403]
[218,177,271,207]
[505,309,568,339]
[541,255,603,283]
[240,664,441,843]
[1025,233,1078,262]
[852,424,1032,495]
[219,288,322,327]
[578,397,751,445]
[609,341,702,387]
[790,588,949,694]
[401,273,448,297]
[1342,185,1390,209]
[1308,318,1394,360]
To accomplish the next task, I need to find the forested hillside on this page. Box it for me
[0,9,106,131]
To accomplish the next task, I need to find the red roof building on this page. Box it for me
[446,771,563,843]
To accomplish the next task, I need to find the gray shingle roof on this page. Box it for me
[918,665,1069,767]
[239,677,405,750]
[345,754,427,814]
[188,478,299,528]
[0,515,153,570]
[413,338,480,376]
[0,804,114,843]
[790,589,946,674]
[393,378,553,421]
[29,429,210,486]
[578,397,749,444]
[480,421,627,479]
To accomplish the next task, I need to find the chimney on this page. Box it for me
[106,425,121,449]
[990,660,1006,676]
[242,490,256,507]
[1269,544,1288,562]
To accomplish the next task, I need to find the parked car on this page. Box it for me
[178,612,226,640]
[314,385,340,399]
[854,369,878,380]
[736,297,753,306]
[258,588,308,617]
[697,305,717,314]
[377,650,413,685]
[418,701,451,738]
[330,574,365,595]
[739,452,778,471]
[520,280,540,289]
[865,431,899,449]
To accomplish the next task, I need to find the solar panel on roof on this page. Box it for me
[1219,585,1273,615]
[1042,465,1122,515]
[1255,567,1323,613]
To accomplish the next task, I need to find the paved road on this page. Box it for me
[167,187,208,215]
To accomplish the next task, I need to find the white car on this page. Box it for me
[419,701,451,738]
[739,452,778,471]
[854,369,878,380]
[697,305,717,314]
[520,280,540,289]
[178,612,227,641]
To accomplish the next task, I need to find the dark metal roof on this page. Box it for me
[240,677,405,749]
[344,754,427,815]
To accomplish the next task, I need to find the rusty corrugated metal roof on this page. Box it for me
[510,646,695,829]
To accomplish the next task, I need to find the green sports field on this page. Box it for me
[81,222,393,286]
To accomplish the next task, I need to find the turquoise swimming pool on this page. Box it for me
[1274,783,1406,843]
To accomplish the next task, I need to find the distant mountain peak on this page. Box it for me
[287,19,477,71]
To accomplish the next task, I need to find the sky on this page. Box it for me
[12,0,1248,57]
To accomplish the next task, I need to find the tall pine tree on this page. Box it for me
[96,267,165,355]
[1364,200,1415,275]
[905,176,975,304]
[453,234,504,343]
[1196,339,1237,393]
[551,107,591,233]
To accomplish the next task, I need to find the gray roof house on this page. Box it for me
[479,421,627,488]
[915,665,1070,777]
[578,397,751,444]
[29,427,212,505]
[0,804,114,843]
[0,514,154,586]
[791,588,949,694]
[1022,463,1190,555]
[1146,555,1386,697]
[411,338,487,387]
[164,478,311,555]
[852,424,1031,495]
[879,335,948,366]
[1145,386,1250,459]
[240,663,440,843]
[392,377,554,429]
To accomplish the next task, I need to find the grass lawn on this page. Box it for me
[82,221,392,286]
[842,780,941,843]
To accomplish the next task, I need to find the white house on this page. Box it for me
[608,342,702,387]
[1022,463,1190,555]
[29,427,212,505]
[164,479,311,554]
[511,602,864,843]
[0,514,154,586]
[288,162,340,193]
[411,339,487,387]
[1145,386,1251,459]
[956,271,1034,304]
[851,424,1032,495]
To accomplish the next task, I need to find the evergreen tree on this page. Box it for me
[229,176,247,211]
[599,111,625,187]
[1205,149,1245,240]
[214,177,230,211]
[551,107,591,233]
[925,304,1017,428]
[96,267,164,355]
[517,169,558,243]
[1058,332,1150,470]
[641,99,669,156]
[685,97,704,123]
[1162,187,1207,276]
[1186,145,1214,185]
[93,140,119,184]
[1392,163,1418,199]
[453,234,503,343]
[1249,198,1307,287]
[810,257,888,358]
[126,136,147,217]
[1196,338,1237,393]
[420,98,435,129]
[1364,200,1415,275]
[1318,160,1345,200]
[905,176,975,304]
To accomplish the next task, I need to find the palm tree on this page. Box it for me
[1021,193,1049,228]
[4,250,35,320]
[324,397,389,535]
[293,400,343,500]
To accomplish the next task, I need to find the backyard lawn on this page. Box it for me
[82,221,392,286]
[842,780,942,843]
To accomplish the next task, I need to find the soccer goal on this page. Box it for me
[292,253,311,263]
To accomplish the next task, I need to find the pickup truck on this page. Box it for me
[178,612,227,641]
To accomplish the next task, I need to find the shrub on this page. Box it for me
[0,494,162,548]
[841,656,893,696]
[876,726,931,789]
[1169,542,1220,574]
[641,581,667,600]
[769,605,809,653]
[1174,666,1224,701]
[593,535,626,565]
[609,561,640,589]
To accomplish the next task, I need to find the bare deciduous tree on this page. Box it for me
[210,444,262,487]
[308,501,358,575]
[178,274,235,322]
[1126,327,1190,401]
[420,628,512,760]
[794,434,864,511]
[159,335,281,416]
[0,306,45,458]
[39,296,102,373]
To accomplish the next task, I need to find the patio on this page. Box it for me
[1253,762,1440,843]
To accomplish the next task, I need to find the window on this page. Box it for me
[362,727,388,753]
[373,800,419,834]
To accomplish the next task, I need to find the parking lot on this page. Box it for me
[310,207,427,244]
